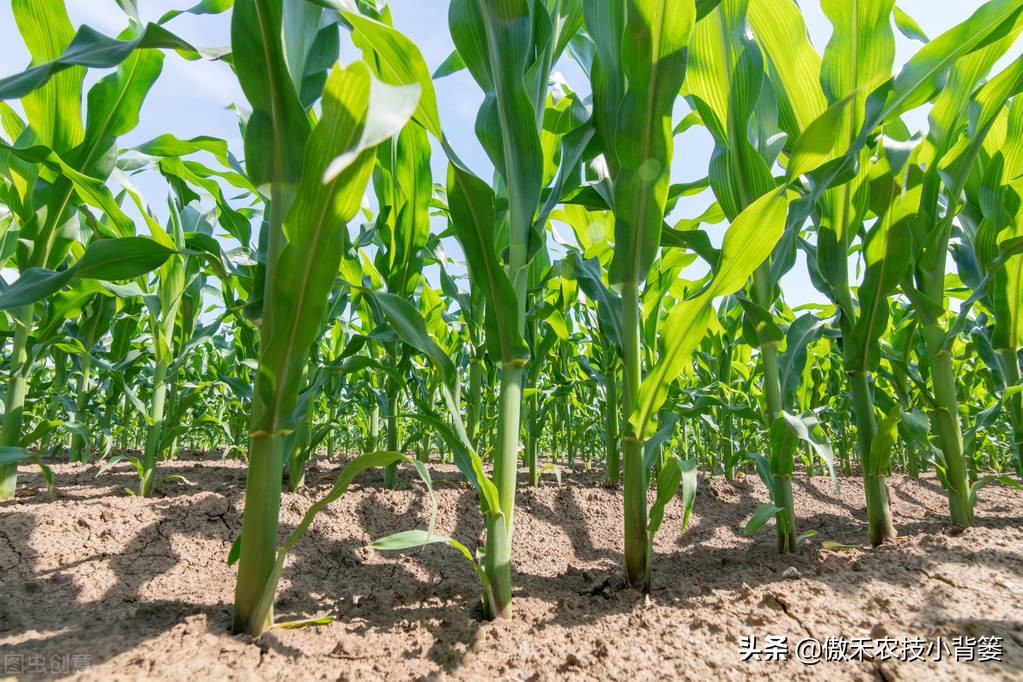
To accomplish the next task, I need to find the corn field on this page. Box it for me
[1,0,1023,679]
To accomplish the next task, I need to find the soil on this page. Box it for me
[1,455,1021,681]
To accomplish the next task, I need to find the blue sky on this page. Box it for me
[0,1,1017,309]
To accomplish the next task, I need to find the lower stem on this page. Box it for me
[467,358,483,442]
[997,348,1023,477]
[752,265,793,553]
[0,305,32,500]
[621,280,648,590]
[140,360,169,497]
[232,429,283,635]
[383,383,400,489]
[605,360,621,483]
[484,360,523,619]
[924,324,972,527]
[761,340,792,553]
[165,381,180,461]
[865,474,895,544]
[525,394,538,486]
[367,401,380,454]
[774,473,796,553]
[69,354,93,463]
[850,370,897,545]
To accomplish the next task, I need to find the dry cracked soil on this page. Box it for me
[1,454,1022,681]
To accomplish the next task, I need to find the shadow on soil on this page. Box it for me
[1,456,1021,679]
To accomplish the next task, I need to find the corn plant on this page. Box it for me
[686,0,838,553]
[227,0,419,635]
[365,123,432,487]
[576,0,819,588]
[442,0,591,615]
[895,6,1023,524]
[957,98,1023,477]
[0,2,199,497]
[337,0,589,617]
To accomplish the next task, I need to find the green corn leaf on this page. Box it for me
[375,124,432,297]
[433,50,466,79]
[778,314,830,411]
[567,252,623,347]
[325,80,421,180]
[642,413,680,471]
[0,268,76,310]
[371,529,456,551]
[744,503,783,535]
[18,420,63,448]
[646,456,699,538]
[796,529,818,545]
[134,134,234,167]
[866,406,902,475]
[248,449,413,630]
[822,540,857,551]
[893,6,929,43]
[74,237,176,280]
[232,0,309,188]
[751,452,774,494]
[0,237,175,310]
[748,0,826,137]
[878,0,1023,122]
[406,409,499,514]
[95,454,129,477]
[0,142,135,237]
[785,94,859,183]
[774,411,838,488]
[970,475,1023,507]
[0,101,26,143]
[255,62,417,425]
[632,189,791,437]
[448,0,494,98]
[647,454,681,538]
[0,22,199,102]
[281,0,328,107]
[78,47,164,176]
[821,0,895,108]
[848,212,914,373]
[661,222,722,266]
[809,0,896,303]
[689,0,774,217]
[592,0,695,284]
[705,191,793,298]
[341,9,442,138]
[0,447,32,466]
[369,292,458,391]
[374,527,491,604]
[274,616,335,629]
[158,0,235,24]
[29,456,54,494]
[11,0,84,153]
[737,295,785,346]
[939,54,1023,196]
[446,163,528,364]
[696,0,724,20]
[453,0,543,273]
